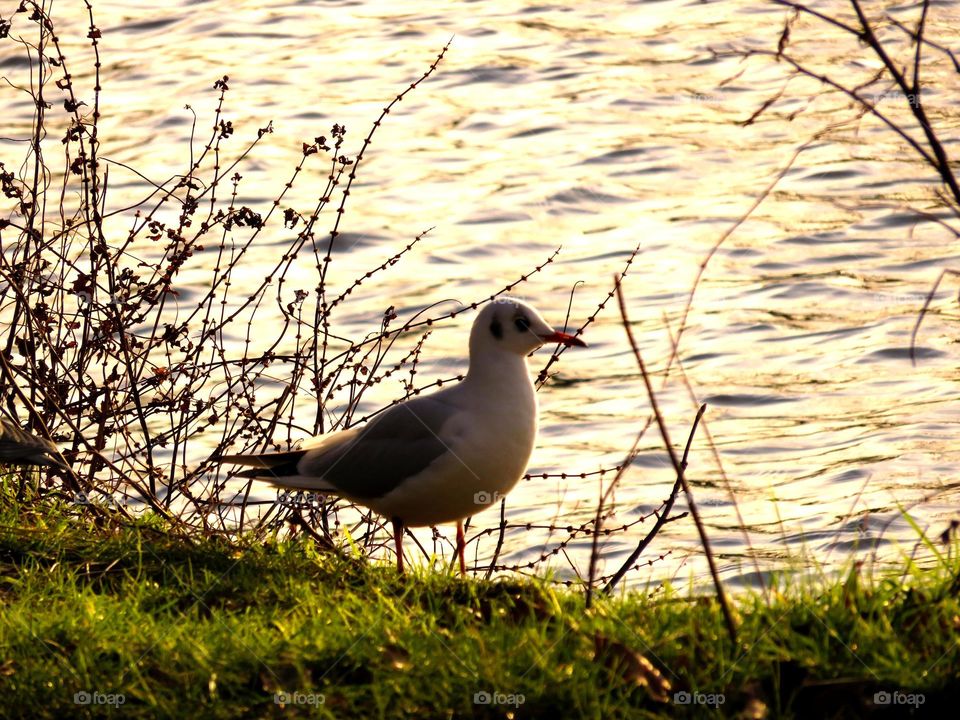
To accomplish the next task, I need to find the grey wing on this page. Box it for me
[299,394,455,499]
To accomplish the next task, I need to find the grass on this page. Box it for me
[1,491,959,718]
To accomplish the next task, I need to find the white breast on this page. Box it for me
[368,362,538,527]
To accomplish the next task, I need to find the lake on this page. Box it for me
[1,0,957,589]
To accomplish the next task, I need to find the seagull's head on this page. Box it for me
[470,297,587,357]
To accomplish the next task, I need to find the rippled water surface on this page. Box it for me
[3,0,959,587]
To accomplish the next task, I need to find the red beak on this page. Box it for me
[539,330,587,347]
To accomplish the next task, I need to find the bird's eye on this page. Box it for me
[514,316,530,332]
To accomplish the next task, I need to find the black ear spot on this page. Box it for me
[514,316,530,332]
[489,317,503,339]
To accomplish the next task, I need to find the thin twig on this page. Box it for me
[603,404,706,596]
[615,278,738,646]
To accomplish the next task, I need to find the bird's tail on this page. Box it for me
[214,450,307,482]
[28,452,71,471]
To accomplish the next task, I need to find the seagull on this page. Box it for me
[0,417,70,470]
[218,298,586,574]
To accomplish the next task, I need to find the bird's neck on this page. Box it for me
[461,348,539,443]
[463,348,532,394]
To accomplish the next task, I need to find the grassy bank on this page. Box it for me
[1,496,958,718]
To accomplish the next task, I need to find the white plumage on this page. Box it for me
[218,298,585,572]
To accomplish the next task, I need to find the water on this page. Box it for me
[2,0,958,588]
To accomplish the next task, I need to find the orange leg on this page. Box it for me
[392,517,405,575]
[456,519,466,576]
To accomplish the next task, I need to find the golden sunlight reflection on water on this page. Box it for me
[1,0,958,587]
